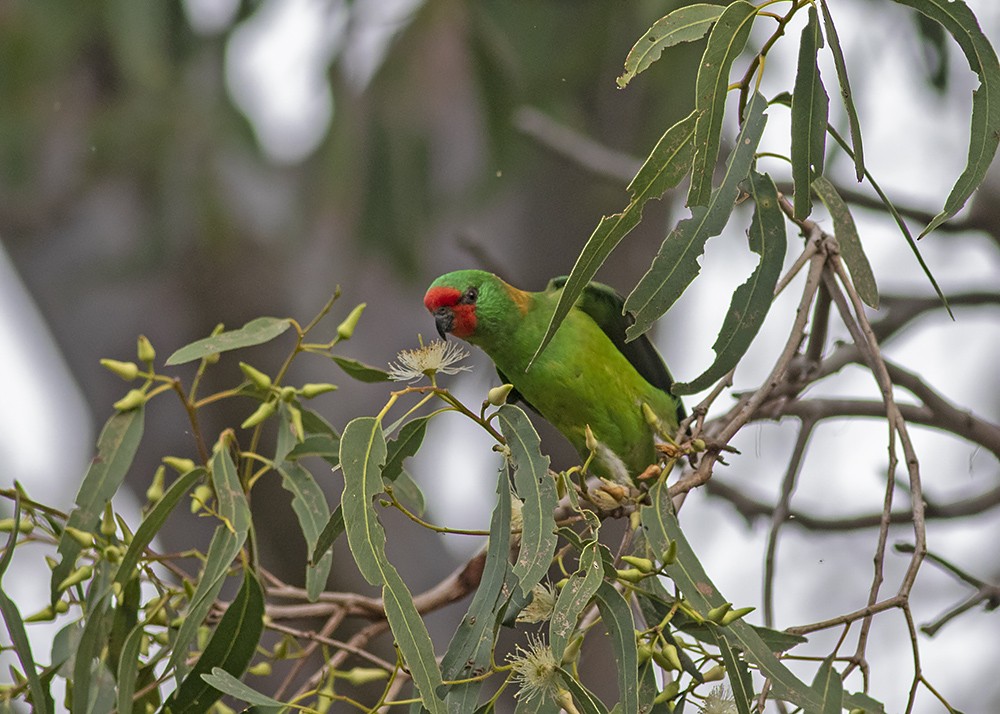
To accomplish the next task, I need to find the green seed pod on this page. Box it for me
[139,634,150,656]
[661,540,678,566]
[154,631,170,645]
[691,438,707,452]
[137,335,156,364]
[54,599,69,614]
[103,545,123,563]
[191,484,213,513]
[113,389,146,412]
[241,400,276,429]
[637,642,654,666]
[101,502,117,537]
[0,518,33,534]
[621,555,656,574]
[702,664,726,682]
[24,605,56,622]
[653,642,682,671]
[341,666,389,686]
[146,466,166,503]
[554,689,580,714]
[196,624,211,651]
[279,386,296,402]
[720,606,755,626]
[615,568,647,584]
[148,607,168,627]
[57,564,93,593]
[163,456,196,474]
[642,402,661,429]
[336,303,366,341]
[170,615,186,629]
[706,602,733,624]
[584,424,598,452]
[300,383,338,399]
[64,527,94,547]
[487,383,514,406]
[247,661,272,677]
[653,680,680,704]
[45,555,58,570]
[239,362,272,391]
[100,359,140,381]
[289,405,305,442]
[561,634,584,665]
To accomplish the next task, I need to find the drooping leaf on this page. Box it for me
[166,317,291,365]
[211,436,252,536]
[529,110,698,366]
[498,405,557,598]
[278,463,333,601]
[117,622,146,714]
[286,432,340,467]
[168,525,246,678]
[72,593,111,714]
[163,570,265,713]
[339,417,446,713]
[391,468,427,517]
[594,581,638,714]
[331,355,392,383]
[889,0,1000,237]
[549,542,603,661]
[790,6,829,219]
[811,176,879,307]
[114,467,204,589]
[383,416,430,483]
[687,1,758,207]
[441,468,512,706]
[809,657,844,714]
[819,0,865,180]
[673,171,786,394]
[310,504,344,565]
[641,480,883,713]
[618,4,724,87]
[0,495,51,714]
[556,667,610,714]
[201,667,284,709]
[52,407,144,602]
[626,91,769,340]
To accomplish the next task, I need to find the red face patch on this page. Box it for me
[424,285,477,338]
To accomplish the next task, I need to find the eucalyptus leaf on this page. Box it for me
[594,582,638,714]
[790,6,829,219]
[819,0,865,180]
[812,176,879,308]
[549,542,603,660]
[331,355,392,383]
[278,463,333,601]
[166,317,292,365]
[618,4,724,87]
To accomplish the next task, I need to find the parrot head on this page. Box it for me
[424,270,527,344]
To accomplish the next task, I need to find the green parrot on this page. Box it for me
[424,269,684,482]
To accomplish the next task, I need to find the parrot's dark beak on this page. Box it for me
[433,308,453,340]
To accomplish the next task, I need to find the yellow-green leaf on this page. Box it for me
[618,4,724,88]
[166,317,292,365]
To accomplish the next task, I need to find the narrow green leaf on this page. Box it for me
[117,622,145,714]
[626,91,769,340]
[811,176,879,307]
[593,582,638,714]
[641,480,883,713]
[72,593,111,714]
[441,468,513,683]
[52,408,144,601]
[557,667,610,714]
[211,437,252,536]
[164,570,265,713]
[339,416,389,586]
[498,405,557,598]
[286,432,340,464]
[392,468,427,517]
[809,657,844,714]
[114,467,203,589]
[108,575,141,678]
[201,667,284,708]
[687,1,758,206]
[0,495,51,714]
[549,542,603,660]
[819,0,865,180]
[383,416,430,482]
[673,171,786,394]
[274,402,298,466]
[165,317,292,365]
[514,695,562,714]
[278,463,333,601]
[331,355,392,383]
[310,504,344,565]
[529,111,698,366]
[889,0,1000,237]
[339,416,446,713]
[168,525,245,677]
[703,628,754,714]
[790,6,829,219]
[618,4,724,87]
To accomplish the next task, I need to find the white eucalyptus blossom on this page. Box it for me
[387,339,471,383]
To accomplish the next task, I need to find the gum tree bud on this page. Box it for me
[163,456,197,474]
[584,424,598,452]
[24,605,57,622]
[642,402,661,429]
[147,466,166,502]
[247,662,272,676]
[100,359,140,381]
[300,383,338,399]
[487,383,514,406]
[653,642,682,671]
[661,540,677,566]
[621,555,656,574]
[720,606,755,626]
[653,680,680,704]
[615,568,647,584]
[113,389,146,412]
[0,518,33,534]
[637,642,654,666]
[554,689,581,714]
[336,303,366,341]
[289,405,305,442]
[137,335,156,364]
[239,362,272,391]
[64,527,94,547]
[241,401,276,429]
[702,664,726,682]
[341,667,389,686]
[707,602,733,624]
[279,386,296,402]
[101,502,117,537]
[691,438,707,452]
[57,565,93,593]
[191,484,214,513]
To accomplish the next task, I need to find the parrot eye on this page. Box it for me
[462,287,478,304]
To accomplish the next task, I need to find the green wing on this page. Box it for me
[547,277,686,422]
